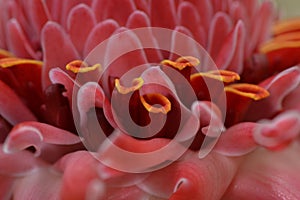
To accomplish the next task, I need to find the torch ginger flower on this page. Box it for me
[0,0,300,199]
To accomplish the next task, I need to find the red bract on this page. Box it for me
[0,0,300,199]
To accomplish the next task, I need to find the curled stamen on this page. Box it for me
[140,93,171,114]
[161,56,200,70]
[115,78,144,94]
[66,60,101,73]
[225,84,270,100]
[190,70,240,83]
[0,57,43,68]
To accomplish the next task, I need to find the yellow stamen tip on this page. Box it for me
[0,57,43,68]
[190,70,240,83]
[140,93,171,114]
[66,60,101,73]
[225,83,270,101]
[115,77,144,94]
[161,56,200,70]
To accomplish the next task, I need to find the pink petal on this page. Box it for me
[49,68,80,103]
[103,185,150,200]
[215,20,246,73]
[6,19,39,59]
[192,101,224,137]
[101,28,148,93]
[125,11,163,62]
[24,0,51,40]
[189,101,225,152]
[60,0,92,28]
[247,0,274,57]
[240,0,258,18]
[214,122,258,156]
[41,21,80,89]
[55,151,105,200]
[149,0,177,29]
[211,0,229,12]
[92,0,136,26]
[223,142,300,199]
[185,0,213,31]
[84,19,119,57]
[283,84,300,111]
[13,168,62,200]
[178,1,206,46]
[138,151,241,199]
[67,4,96,56]
[0,176,14,200]
[254,111,300,150]
[245,66,300,121]
[45,0,63,22]
[133,0,150,14]
[169,26,202,61]
[97,131,188,173]
[0,80,37,125]
[0,145,46,176]
[228,1,248,25]
[76,82,115,151]
[3,121,81,157]
[207,12,233,61]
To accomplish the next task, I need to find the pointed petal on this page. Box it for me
[214,122,258,156]
[84,19,119,57]
[0,176,14,200]
[223,142,300,199]
[92,0,136,26]
[77,82,115,151]
[0,145,46,176]
[133,0,150,14]
[97,131,188,173]
[215,21,246,73]
[3,122,81,158]
[60,0,92,28]
[24,0,51,38]
[67,4,96,56]
[169,26,202,61]
[55,151,105,200]
[0,80,37,125]
[178,1,206,46]
[246,1,274,57]
[185,0,213,31]
[49,68,80,103]
[138,151,241,199]
[13,168,62,200]
[6,19,39,59]
[254,111,300,150]
[207,12,233,60]
[45,0,63,22]
[126,11,163,62]
[149,0,177,29]
[245,67,300,121]
[41,21,80,89]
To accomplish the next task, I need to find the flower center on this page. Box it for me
[115,78,171,115]
[161,56,270,102]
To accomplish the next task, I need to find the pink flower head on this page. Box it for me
[0,0,300,199]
